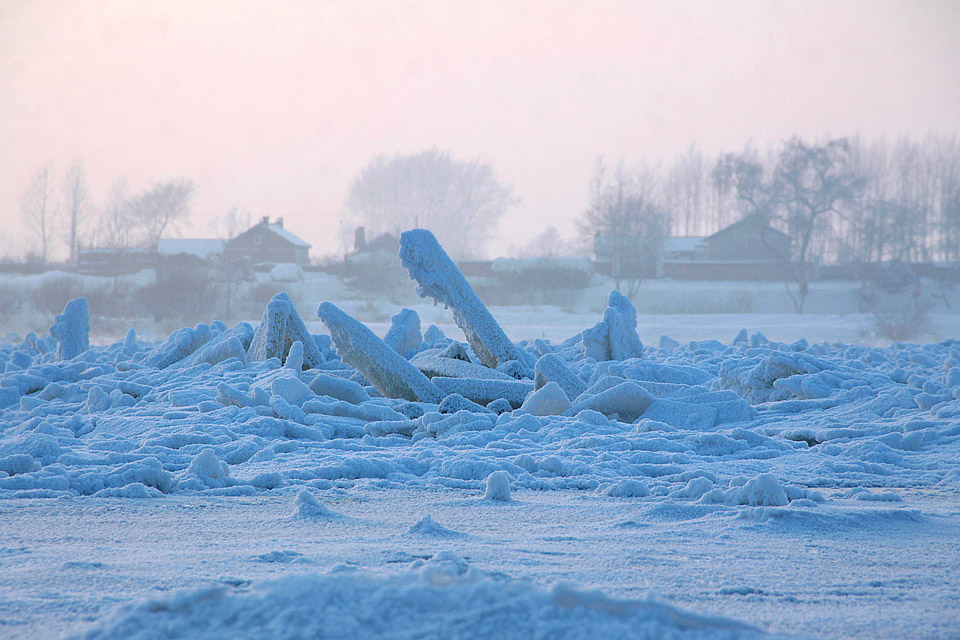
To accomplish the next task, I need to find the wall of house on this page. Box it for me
[663,260,799,281]
[225,227,308,265]
[705,227,791,262]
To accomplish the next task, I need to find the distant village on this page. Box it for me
[53,213,957,293]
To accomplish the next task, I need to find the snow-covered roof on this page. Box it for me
[157,238,225,259]
[267,224,311,248]
[705,214,790,241]
[663,237,704,253]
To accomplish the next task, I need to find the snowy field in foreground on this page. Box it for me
[1,292,959,638]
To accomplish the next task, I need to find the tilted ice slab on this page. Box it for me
[534,353,588,399]
[145,323,215,369]
[399,229,535,375]
[173,322,254,369]
[317,301,443,403]
[410,353,515,380]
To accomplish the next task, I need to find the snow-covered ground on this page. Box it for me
[1,265,959,638]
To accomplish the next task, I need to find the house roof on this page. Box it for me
[157,238,226,259]
[266,224,311,248]
[705,214,790,242]
[361,232,399,253]
[226,221,312,249]
[663,237,704,253]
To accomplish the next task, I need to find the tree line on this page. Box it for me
[20,134,959,268]
[19,161,196,263]
[579,134,960,265]
[576,134,960,311]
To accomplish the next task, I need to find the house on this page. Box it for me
[592,234,661,279]
[224,217,311,266]
[157,238,225,260]
[660,215,796,280]
[349,226,399,259]
[341,227,406,297]
[701,214,791,262]
[662,237,705,261]
[76,248,157,275]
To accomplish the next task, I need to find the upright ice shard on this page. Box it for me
[50,297,89,360]
[383,308,422,356]
[248,293,324,369]
[317,302,443,403]
[399,229,534,376]
[581,290,644,361]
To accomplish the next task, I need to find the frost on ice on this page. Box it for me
[398,229,535,375]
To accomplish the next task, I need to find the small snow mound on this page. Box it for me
[76,567,768,640]
[249,472,284,489]
[292,490,338,519]
[93,482,164,499]
[0,453,36,476]
[484,470,512,501]
[185,448,231,489]
[604,479,650,498]
[733,474,789,506]
[405,515,462,538]
[851,489,903,503]
[701,474,791,507]
[486,398,513,414]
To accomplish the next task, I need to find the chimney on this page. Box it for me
[276,217,284,228]
[355,226,367,252]
[260,216,269,226]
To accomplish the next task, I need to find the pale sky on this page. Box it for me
[1,0,958,259]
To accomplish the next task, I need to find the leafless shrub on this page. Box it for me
[0,283,25,321]
[29,277,85,318]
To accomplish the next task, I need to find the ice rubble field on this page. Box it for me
[1,231,959,639]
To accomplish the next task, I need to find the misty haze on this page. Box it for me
[1,2,959,639]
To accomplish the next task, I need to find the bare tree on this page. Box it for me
[513,226,570,258]
[773,138,865,312]
[712,147,776,222]
[62,162,91,265]
[130,179,196,250]
[99,177,136,250]
[208,205,252,240]
[578,158,670,299]
[345,149,518,259]
[20,165,57,263]
[665,145,708,237]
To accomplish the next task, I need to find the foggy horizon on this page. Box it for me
[2,0,959,260]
